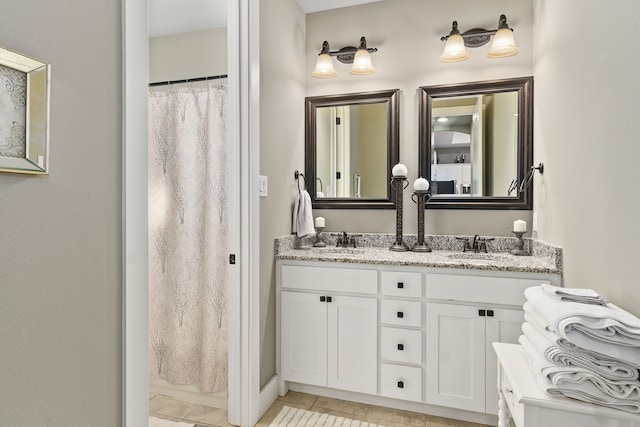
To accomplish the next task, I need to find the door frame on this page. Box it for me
[122,1,261,425]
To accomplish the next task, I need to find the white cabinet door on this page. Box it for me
[327,295,378,394]
[484,307,524,415]
[280,291,327,387]
[425,302,486,412]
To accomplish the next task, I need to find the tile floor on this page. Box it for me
[150,391,491,427]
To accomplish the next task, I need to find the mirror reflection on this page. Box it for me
[419,77,533,209]
[306,89,399,209]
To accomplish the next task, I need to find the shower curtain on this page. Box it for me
[148,83,228,393]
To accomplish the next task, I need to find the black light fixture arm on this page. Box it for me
[440,14,514,47]
[320,37,378,64]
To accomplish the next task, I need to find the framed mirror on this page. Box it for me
[0,46,50,174]
[306,89,399,209]
[418,77,533,209]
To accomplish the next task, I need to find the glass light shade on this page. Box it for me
[439,33,469,62]
[312,53,337,78]
[349,49,375,75]
[487,28,519,58]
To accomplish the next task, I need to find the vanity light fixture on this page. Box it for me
[312,37,378,78]
[439,14,519,62]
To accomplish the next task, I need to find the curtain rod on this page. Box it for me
[148,74,228,87]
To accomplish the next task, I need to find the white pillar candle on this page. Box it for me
[413,177,430,191]
[391,163,407,177]
[513,219,527,232]
[315,216,325,228]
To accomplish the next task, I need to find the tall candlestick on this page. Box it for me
[389,175,409,252]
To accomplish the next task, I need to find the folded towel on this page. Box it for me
[519,335,640,413]
[524,286,640,365]
[292,190,316,238]
[541,284,608,305]
[522,321,639,380]
[524,302,640,366]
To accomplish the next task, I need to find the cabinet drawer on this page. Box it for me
[380,327,421,364]
[425,273,551,306]
[381,271,422,298]
[380,364,422,402]
[281,265,377,294]
[380,300,421,327]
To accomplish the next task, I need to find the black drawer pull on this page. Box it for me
[327,296,332,303]
[397,311,404,319]
[479,309,486,317]
[397,344,404,351]
[397,380,404,389]
[397,282,404,289]
[320,296,326,302]
[487,309,494,317]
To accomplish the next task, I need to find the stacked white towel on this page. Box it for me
[292,190,316,238]
[520,284,640,414]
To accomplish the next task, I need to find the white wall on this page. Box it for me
[306,0,534,236]
[0,1,122,425]
[533,0,640,314]
[259,0,306,386]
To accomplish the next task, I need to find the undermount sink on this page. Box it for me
[446,252,513,262]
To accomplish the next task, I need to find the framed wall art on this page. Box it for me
[0,46,50,174]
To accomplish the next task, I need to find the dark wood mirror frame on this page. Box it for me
[305,89,400,209]
[418,77,533,210]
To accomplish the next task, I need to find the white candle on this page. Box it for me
[315,216,325,228]
[391,163,407,177]
[413,177,430,191]
[513,219,527,232]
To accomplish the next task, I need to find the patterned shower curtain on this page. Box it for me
[148,83,228,393]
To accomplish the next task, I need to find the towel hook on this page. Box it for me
[520,162,544,193]
[294,170,306,192]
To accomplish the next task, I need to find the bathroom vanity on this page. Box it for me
[275,234,562,424]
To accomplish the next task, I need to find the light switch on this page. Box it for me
[259,175,268,198]
[533,213,538,232]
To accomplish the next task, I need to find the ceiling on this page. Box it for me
[149,0,381,37]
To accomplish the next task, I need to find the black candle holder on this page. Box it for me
[510,231,530,256]
[390,176,409,252]
[313,227,326,247]
[411,190,432,252]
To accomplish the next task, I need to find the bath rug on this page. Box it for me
[269,405,383,427]
[149,416,203,427]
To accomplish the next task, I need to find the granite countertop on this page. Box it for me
[274,233,563,275]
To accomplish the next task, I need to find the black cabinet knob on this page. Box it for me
[320,296,326,302]
[479,309,486,317]
[397,381,404,389]
[397,282,404,289]
[487,309,494,317]
[397,344,404,351]
[397,311,404,319]
[327,296,332,303]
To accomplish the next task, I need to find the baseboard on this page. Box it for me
[258,375,280,420]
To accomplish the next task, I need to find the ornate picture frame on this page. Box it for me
[0,46,50,174]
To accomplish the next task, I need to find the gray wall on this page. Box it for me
[0,1,122,425]
[259,0,307,387]
[533,1,640,314]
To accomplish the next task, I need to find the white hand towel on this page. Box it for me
[524,286,640,365]
[522,321,640,380]
[291,190,316,238]
[541,283,608,305]
[519,335,640,413]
